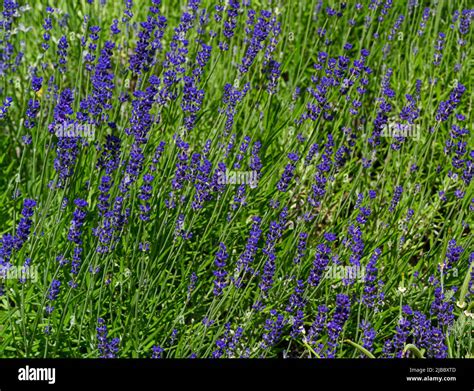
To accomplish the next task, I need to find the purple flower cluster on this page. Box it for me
[305,305,328,352]
[68,199,88,286]
[0,97,13,119]
[97,318,120,358]
[360,320,376,356]
[239,10,273,74]
[293,232,308,264]
[46,279,61,314]
[180,43,212,132]
[138,174,154,221]
[78,41,116,125]
[441,239,463,271]
[212,323,244,358]
[308,135,334,207]
[0,199,36,289]
[213,242,228,296]
[159,0,200,101]
[218,0,240,51]
[129,1,167,74]
[276,153,299,192]
[221,82,251,135]
[388,185,403,212]
[259,208,288,294]
[235,216,262,279]
[433,32,445,66]
[384,306,448,358]
[325,294,351,358]
[261,310,287,349]
[418,7,430,36]
[57,35,69,72]
[93,196,130,253]
[436,83,466,122]
[308,243,331,287]
[151,345,164,358]
[430,287,454,327]
[14,198,37,250]
[362,248,385,309]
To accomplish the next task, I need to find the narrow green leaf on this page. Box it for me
[344,340,375,359]
[403,344,425,359]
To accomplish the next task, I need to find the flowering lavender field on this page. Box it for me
[0,0,472,360]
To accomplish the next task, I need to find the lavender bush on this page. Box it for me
[0,0,472,358]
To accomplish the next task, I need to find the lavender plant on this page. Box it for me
[0,0,472,359]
